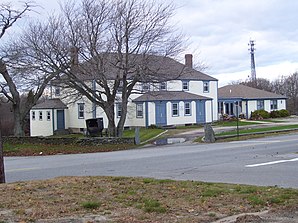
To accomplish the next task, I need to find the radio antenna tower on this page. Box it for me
[248,40,256,80]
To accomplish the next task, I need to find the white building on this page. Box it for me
[218,84,287,119]
[30,54,218,136]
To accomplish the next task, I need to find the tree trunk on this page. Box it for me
[0,118,5,183]
[13,105,25,137]
[104,103,117,137]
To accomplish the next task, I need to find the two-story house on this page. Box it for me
[30,54,218,136]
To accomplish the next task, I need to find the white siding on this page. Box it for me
[30,110,53,136]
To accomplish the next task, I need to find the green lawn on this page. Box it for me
[123,128,165,143]
[213,120,262,127]
[216,124,298,136]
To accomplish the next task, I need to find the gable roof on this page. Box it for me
[133,91,212,102]
[69,53,217,82]
[32,98,68,109]
[218,84,287,100]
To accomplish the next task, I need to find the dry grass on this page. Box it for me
[1,176,298,222]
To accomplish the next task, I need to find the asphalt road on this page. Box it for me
[4,133,298,188]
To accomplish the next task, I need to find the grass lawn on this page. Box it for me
[213,120,262,127]
[122,128,165,143]
[216,124,298,136]
[1,176,297,222]
[3,128,165,156]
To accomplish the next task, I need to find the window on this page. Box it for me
[172,102,179,116]
[39,111,43,120]
[257,100,264,110]
[47,111,51,121]
[117,103,122,118]
[55,87,61,96]
[136,104,143,118]
[270,100,278,110]
[203,81,209,93]
[182,81,189,91]
[32,111,36,120]
[117,81,123,93]
[159,82,167,91]
[142,83,150,92]
[184,102,191,115]
[78,103,85,119]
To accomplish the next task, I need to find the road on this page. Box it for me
[5,133,298,188]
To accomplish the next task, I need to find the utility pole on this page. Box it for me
[248,40,256,81]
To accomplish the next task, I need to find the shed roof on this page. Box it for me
[218,84,287,100]
[32,98,68,109]
[133,91,211,102]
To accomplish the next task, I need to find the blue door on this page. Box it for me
[196,100,206,123]
[155,102,167,126]
[57,110,65,130]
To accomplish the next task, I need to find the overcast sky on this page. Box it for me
[7,0,298,86]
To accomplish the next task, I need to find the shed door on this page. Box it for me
[196,100,206,123]
[57,110,65,130]
[155,102,167,126]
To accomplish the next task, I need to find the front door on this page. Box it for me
[57,110,65,130]
[196,100,206,123]
[155,101,167,126]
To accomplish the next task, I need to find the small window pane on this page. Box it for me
[182,81,189,91]
[55,87,61,96]
[32,111,35,120]
[172,103,179,116]
[136,104,143,118]
[117,103,122,117]
[47,111,51,121]
[39,111,43,120]
[142,83,150,92]
[159,82,166,91]
[78,103,84,119]
[185,102,191,115]
[203,82,209,92]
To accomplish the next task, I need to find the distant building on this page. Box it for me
[218,84,287,119]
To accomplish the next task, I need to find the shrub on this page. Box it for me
[270,109,290,118]
[251,110,270,120]
[270,110,281,118]
[279,109,290,117]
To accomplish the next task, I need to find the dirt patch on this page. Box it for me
[1,176,298,222]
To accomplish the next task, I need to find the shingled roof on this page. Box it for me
[133,91,212,102]
[70,53,217,82]
[218,84,287,100]
[32,98,68,109]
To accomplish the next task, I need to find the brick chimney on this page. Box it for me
[70,47,79,67]
[185,54,193,68]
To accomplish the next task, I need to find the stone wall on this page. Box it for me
[3,136,135,146]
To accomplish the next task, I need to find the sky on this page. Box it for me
[6,0,298,86]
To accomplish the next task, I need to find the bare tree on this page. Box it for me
[23,0,185,137]
[0,1,34,183]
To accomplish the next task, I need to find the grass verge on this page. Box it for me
[0,176,297,222]
[216,124,298,136]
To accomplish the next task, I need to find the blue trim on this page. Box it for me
[196,100,206,124]
[145,102,149,127]
[136,103,144,118]
[52,109,55,133]
[245,100,249,119]
[184,101,191,116]
[155,101,167,126]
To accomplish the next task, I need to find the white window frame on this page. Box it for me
[142,83,150,92]
[55,87,61,96]
[46,111,51,121]
[257,100,264,110]
[270,100,278,110]
[184,102,191,116]
[117,103,122,118]
[39,111,43,121]
[136,103,143,118]
[172,102,179,117]
[159,82,167,91]
[78,103,85,119]
[32,111,36,120]
[203,81,209,93]
[182,81,189,91]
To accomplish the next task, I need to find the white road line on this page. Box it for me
[246,158,298,168]
[6,167,40,173]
